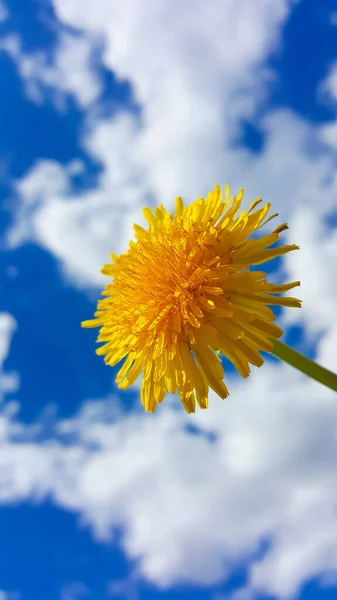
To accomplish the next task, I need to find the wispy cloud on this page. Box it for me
[0,0,8,24]
[0,31,102,111]
[0,313,19,398]
[60,581,89,600]
[0,590,21,600]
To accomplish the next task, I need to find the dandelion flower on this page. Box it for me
[82,185,301,413]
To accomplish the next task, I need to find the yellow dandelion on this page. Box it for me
[82,185,301,413]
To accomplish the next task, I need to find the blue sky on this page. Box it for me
[1,1,337,599]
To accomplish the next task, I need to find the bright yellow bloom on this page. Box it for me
[82,185,301,413]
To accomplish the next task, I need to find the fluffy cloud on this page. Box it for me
[48,0,300,202]
[8,107,337,288]
[1,359,337,598]
[6,0,337,293]
[283,205,337,363]
[7,115,149,286]
[8,0,324,287]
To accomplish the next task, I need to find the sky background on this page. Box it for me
[1,0,337,599]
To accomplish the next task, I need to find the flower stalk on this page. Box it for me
[272,340,337,393]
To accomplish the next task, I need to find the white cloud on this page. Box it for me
[7,115,149,286]
[0,313,16,368]
[0,313,19,397]
[51,0,296,98]
[8,0,322,285]
[7,107,337,288]
[49,0,301,211]
[281,203,337,371]
[0,32,101,110]
[1,357,337,598]
[6,0,337,294]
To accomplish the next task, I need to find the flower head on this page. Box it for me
[82,185,301,413]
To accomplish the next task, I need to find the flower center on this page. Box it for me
[112,219,228,351]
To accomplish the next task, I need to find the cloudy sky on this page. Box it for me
[1,0,337,599]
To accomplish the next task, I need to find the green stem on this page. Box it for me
[272,340,337,392]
